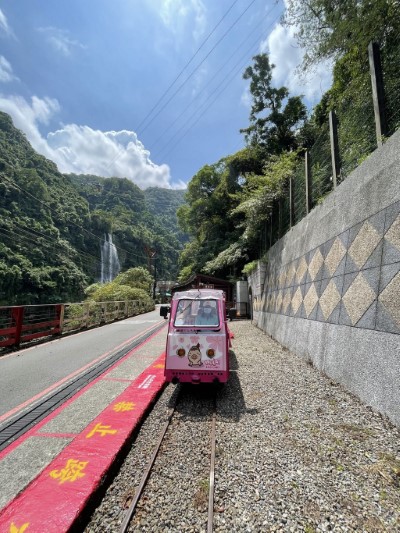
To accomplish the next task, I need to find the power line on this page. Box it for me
[138,0,261,138]
[155,11,281,162]
[135,0,242,134]
[104,0,262,173]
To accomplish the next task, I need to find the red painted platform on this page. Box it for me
[0,354,166,533]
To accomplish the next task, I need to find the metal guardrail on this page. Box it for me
[0,304,62,348]
[0,299,153,350]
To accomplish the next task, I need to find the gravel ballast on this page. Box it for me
[85,320,400,532]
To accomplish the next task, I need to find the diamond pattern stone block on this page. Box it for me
[385,214,400,251]
[325,238,346,276]
[303,284,318,317]
[291,287,303,315]
[286,263,296,286]
[308,249,324,281]
[319,280,341,320]
[275,291,283,313]
[296,257,308,284]
[379,271,400,327]
[270,290,275,304]
[348,221,381,269]
[342,272,376,325]
[282,290,292,314]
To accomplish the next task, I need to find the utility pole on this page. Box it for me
[153,257,157,299]
[368,41,388,146]
[329,110,340,187]
[144,246,157,298]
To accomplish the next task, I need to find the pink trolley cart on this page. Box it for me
[160,289,230,384]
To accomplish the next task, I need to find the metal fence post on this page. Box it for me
[278,199,282,238]
[289,177,295,228]
[57,304,64,334]
[84,302,90,328]
[368,41,388,146]
[269,211,273,249]
[12,306,24,347]
[329,110,340,187]
[305,150,312,213]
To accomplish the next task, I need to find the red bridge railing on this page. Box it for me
[0,305,62,348]
[0,300,154,350]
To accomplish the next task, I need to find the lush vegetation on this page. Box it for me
[177,0,400,281]
[0,112,186,305]
[85,266,154,310]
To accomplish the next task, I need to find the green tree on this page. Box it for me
[233,150,299,244]
[177,160,245,279]
[285,0,400,176]
[113,266,153,293]
[86,266,155,309]
[283,0,400,68]
[88,283,153,305]
[240,54,307,153]
[203,150,299,274]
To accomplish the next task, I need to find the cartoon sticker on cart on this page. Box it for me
[187,343,202,366]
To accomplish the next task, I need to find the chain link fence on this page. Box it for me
[336,68,377,179]
[308,127,333,202]
[258,39,399,258]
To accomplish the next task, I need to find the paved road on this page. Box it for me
[0,320,167,526]
[0,308,166,421]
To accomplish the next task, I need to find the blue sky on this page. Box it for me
[0,0,331,189]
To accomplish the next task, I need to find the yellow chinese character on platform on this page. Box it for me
[10,523,29,533]
[113,401,136,412]
[86,423,118,439]
[153,363,164,368]
[49,459,88,484]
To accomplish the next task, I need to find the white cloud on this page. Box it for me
[155,0,207,41]
[0,56,18,83]
[0,94,60,159]
[37,27,86,56]
[0,9,14,38]
[191,63,208,97]
[0,94,177,189]
[261,23,332,103]
[240,85,252,108]
[191,0,207,41]
[47,126,173,188]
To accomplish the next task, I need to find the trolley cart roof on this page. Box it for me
[172,289,225,301]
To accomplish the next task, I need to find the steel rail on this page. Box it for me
[119,392,178,533]
[119,387,218,533]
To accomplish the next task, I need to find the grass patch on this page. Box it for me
[193,478,209,508]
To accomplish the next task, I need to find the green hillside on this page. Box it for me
[0,111,186,305]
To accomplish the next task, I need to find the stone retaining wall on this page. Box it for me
[248,129,400,427]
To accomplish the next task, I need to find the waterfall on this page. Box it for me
[100,233,120,283]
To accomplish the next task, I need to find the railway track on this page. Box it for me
[118,384,219,533]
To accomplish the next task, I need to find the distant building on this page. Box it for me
[156,280,176,302]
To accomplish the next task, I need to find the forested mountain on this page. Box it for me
[67,174,187,283]
[0,111,186,305]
